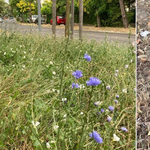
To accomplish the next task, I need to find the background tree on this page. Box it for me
[119,0,128,28]
[79,0,83,40]
[9,0,20,16]
[16,0,35,22]
[41,0,52,23]
[52,0,56,36]
[65,0,70,37]
[25,0,35,22]
[0,0,9,17]
[70,0,74,39]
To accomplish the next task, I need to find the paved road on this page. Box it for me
[0,19,135,44]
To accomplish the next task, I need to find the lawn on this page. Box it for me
[0,31,135,150]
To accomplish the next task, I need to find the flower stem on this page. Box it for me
[88,86,94,109]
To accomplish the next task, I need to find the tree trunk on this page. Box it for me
[97,14,100,27]
[52,0,56,37]
[79,0,83,41]
[119,0,128,28]
[65,0,70,37]
[70,0,74,39]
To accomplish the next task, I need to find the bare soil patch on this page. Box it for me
[137,0,150,149]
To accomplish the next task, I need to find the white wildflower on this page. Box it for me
[52,71,56,75]
[46,142,51,149]
[62,98,67,102]
[122,88,127,93]
[125,65,128,68]
[31,121,40,128]
[57,90,60,94]
[80,84,85,89]
[53,125,59,131]
[50,61,53,65]
[50,140,56,143]
[4,52,6,55]
[80,112,83,115]
[64,114,67,118]
[94,101,102,106]
[52,89,56,92]
[113,134,120,141]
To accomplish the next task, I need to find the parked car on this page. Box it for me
[34,17,46,24]
[27,15,38,23]
[50,16,66,25]
[0,18,3,23]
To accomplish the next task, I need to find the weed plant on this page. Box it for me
[0,31,135,149]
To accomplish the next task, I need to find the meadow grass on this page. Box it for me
[0,31,135,150]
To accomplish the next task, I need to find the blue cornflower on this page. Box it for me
[84,54,91,61]
[97,112,101,115]
[116,95,119,98]
[108,106,114,112]
[72,70,83,79]
[86,77,101,86]
[72,83,80,88]
[107,116,112,122]
[101,108,105,113]
[121,127,128,132]
[89,131,103,144]
[106,85,110,90]
[114,100,118,104]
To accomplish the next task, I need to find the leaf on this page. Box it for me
[33,140,41,147]
[138,108,142,113]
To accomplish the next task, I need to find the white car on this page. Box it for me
[27,15,38,23]
[0,18,3,23]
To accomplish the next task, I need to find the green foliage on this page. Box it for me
[0,32,135,149]
[41,0,52,15]
[9,0,20,16]
[76,0,135,27]
[0,0,9,16]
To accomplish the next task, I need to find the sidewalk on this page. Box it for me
[20,23,135,34]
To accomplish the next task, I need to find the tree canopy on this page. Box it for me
[9,0,135,27]
[0,0,9,16]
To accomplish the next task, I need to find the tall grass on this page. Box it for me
[0,31,135,150]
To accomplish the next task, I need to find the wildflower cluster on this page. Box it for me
[70,53,131,144]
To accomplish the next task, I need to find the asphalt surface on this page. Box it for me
[0,19,135,44]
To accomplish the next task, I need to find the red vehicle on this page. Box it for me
[50,16,66,25]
